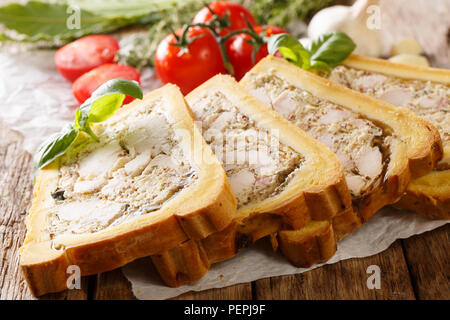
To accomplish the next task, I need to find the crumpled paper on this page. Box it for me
[124,208,448,300]
[1,50,447,300]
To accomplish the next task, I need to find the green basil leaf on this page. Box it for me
[34,125,79,170]
[34,78,143,173]
[268,33,310,67]
[309,31,356,67]
[278,47,300,64]
[310,60,332,75]
[77,78,143,135]
[88,94,125,123]
[88,78,143,101]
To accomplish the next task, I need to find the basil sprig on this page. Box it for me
[34,79,143,171]
[268,31,356,74]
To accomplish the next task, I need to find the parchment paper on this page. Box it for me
[0,50,447,300]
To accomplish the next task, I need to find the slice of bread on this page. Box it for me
[331,54,449,218]
[151,74,357,287]
[20,84,236,296]
[241,56,442,222]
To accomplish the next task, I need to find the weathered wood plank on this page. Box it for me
[402,224,450,300]
[0,120,89,300]
[174,284,253,300]
[93,264,253,300]
[93,269,137,300]
[253,240,415,299]
[40,277,92,300]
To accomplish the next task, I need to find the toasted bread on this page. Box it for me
[241,56,442,222]
[151,74,356,286]
[331,54,449,218]
[20,84,236,296]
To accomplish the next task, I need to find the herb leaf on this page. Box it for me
[309,31,356,68]
[79,79,142,123]
[268,31,356,74]
[268,33,310,68]
[75,79,143,139]
[0,0,188,43]
[88,94,125,123]
[34,125,79,171]
[35,79,143,171]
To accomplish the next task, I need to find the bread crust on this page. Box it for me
[151,75,358,287]
[20,85,237,296]
[241,56,443,222]
[393,170,450,219]
[152,57,443,287]
[343,54,448,218]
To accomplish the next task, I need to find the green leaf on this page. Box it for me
[88,94,125,123]
[35,78,143,172]
[0,0,187,43]
[268,33,310,68]
[34,125,79,170]
[310,60,332,75]
[70,0,184,18]
[0,1,111,42]
[76,78,143,134]
[309,31,356,67]
[268,31,356,74]
[88,78,143,101]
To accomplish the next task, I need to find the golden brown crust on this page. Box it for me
[186,74,352,226]
[152,239,210,288]
[277,221,336,267]
[151,219,340,288]
[393,170,450,219]
[20,85,237,296]
[240,56,443,222]
[151,57,445,288]
[344,54,450,85]
[343,54,448,218]
[149,75,359,287]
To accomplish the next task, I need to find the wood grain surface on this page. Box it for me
[0,0,449,300]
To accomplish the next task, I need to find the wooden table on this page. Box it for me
[0,0,449,300]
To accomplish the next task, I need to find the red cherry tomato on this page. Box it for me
[193,1,257,35]
[155,28,226,95]
[72,64,141,104]
[55,35,120,82]
[226,26,288,80]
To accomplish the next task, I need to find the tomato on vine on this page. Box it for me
[155,27,226,95]
[193,1,257,35]
[226,26,288,80]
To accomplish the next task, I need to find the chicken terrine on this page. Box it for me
[151,75,357,287]
[330,54,449,218]
[20,84,236,296]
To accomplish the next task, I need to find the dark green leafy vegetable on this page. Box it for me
[244,0,333,27]
[0,1,114,42]
[267,33,310,68]
[309,31,357,67]
[34,124,79,170]
[0,0,187,42]
[34,79,143,171]
[268,31,356,74]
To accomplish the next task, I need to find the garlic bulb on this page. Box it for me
[308,0,383,57]
[389,54,430,67]
[391,38,423,56]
